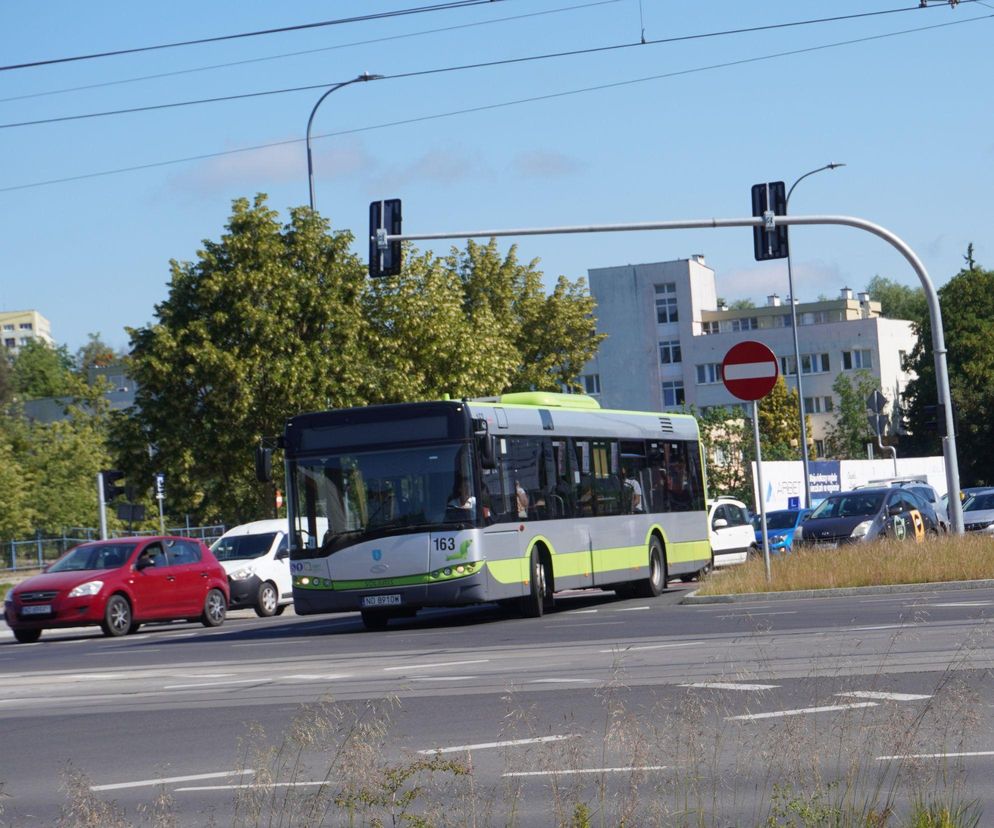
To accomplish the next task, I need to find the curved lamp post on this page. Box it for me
[306,72,382,212]
[785,162,845,509]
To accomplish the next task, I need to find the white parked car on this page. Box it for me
[708,496,758,567]
[210,520,296,617]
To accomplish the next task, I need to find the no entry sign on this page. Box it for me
[722,340,779,401]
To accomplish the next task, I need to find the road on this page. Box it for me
[3,582,994,826]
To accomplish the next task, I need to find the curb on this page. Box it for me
[680,578,994,604]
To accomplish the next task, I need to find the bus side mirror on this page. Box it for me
[473,417,497,470]
[255,446,273,483]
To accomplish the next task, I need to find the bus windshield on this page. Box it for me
[292,442,476,553]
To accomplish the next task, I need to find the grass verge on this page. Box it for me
[695,534,994,596]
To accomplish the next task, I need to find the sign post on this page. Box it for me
[154,473,166,535]
[722,340,780,583]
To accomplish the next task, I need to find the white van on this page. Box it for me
[210,520,296,617]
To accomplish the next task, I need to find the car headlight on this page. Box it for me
[68,580,104,598]
[770,534,787,543]
[3,588,13,604]
[850,520,873,539]
[229,566,256,581]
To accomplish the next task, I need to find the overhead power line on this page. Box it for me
[0,1,621,105]
[1,12,988,195]
[0,0,508,73]
[0,2,978,131]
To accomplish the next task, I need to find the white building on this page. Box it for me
[0,309,53,355]
[579,257,917,456]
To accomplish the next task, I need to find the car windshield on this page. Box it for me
[211,533,277,561]
[810,494,884,519]
[47,543,136,572]
[964,492,994,512]
[761,511,801,530]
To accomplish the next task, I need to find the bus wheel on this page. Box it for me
[634,537,666,598]
[520,551,549,618]
[361,610,391,630]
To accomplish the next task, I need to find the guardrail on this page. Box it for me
[1,526,227,572]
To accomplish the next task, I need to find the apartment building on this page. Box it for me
[579,257,916,455]
[0,309,54,354]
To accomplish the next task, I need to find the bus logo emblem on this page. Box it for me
[372,549,382,561]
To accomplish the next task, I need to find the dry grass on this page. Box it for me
[695,534,994,596]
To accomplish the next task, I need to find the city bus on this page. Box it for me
[259,392,711,629]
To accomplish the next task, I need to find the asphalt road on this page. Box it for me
[3,582,994,826]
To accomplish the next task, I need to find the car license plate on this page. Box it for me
[361,594,401,608]
[21,604,51,616]
[815,542,838,549]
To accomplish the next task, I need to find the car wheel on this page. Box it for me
[254,582,279,618]
[634,537,666,598]
[519,550,549,617]
[128,622,142,635]
[273,604,287,616]
[13,628,42,644]
[360,610,391,630]
[101,594,132,637]
[201,589,227,628]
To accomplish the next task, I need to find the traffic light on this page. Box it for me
[751,181,789,261]
[368,198,402,278]
[101,469,126,502]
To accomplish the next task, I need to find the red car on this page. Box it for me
[3,536,230,644]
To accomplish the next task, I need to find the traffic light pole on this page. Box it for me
[377,212,964,534]
[97,473,108,540]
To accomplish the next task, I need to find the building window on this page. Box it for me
[18,322,33,331]
[730,317,758,332]
[800,310,841,325]
[582,374,601,395]
[814,439,825,457]
[661,380,685,407]
[4,338,14,348]
[658,339,682,364]
[803,396,834,414]
[702,320,719,335]
[2,324,13,331]
[19,337,32,346]
[780,355,796,376]
[655,283,678,324]
[801,353,830,374]
[695,363,723,384]
[771,314,793,328]
[842,349,873,370]
[899,350,909,371]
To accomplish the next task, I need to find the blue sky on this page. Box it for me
[2,0,992,353]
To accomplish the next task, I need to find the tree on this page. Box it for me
[11,340,74,399]
[0,347,13,407]
[75,333,117,374]
[695,406,751,503]
[0,429,35,539]
[757,376,810,460]
[902,252,994,485]
[824,370,880,459]
[864,275,926,322]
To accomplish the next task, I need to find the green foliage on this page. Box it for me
[825,370,880,459]
[901,253,994,484]
[758,376,810,461]
[0,348,13,407]
[11,339,74,400]
[121,196,602,524]
[74,333,117,374]
[695,405,752,503]
[865,275,927,322]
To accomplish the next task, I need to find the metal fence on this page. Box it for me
[2,525,227,573]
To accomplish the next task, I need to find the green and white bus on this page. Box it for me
[266,392,710,629]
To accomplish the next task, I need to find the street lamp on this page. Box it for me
[785,162,845,509]
[306,72,383,212]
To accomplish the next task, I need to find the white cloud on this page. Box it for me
[370,147,487,190]
[512,149,582,178]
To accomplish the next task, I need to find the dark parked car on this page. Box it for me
[800,488,925,548]
[4,536,229,644]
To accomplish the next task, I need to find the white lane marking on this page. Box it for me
[849,625,911,631]
[174,674,235,679]
[615,606,651,612]
[164,678,266,690]
[695,605,773,611]
[531,678,596,684]
[91,770,254,792]
[284,674,351,681]
[680,682,779,691]
[232,642,280,647]
[177,780,326,791]
[928,602,994,607]
[877,750,994,761]
[563,609,599,615]
[383,659,488,672]
[557,622,625,627]
[837,691,932,702]
[504,765,667,778]
[599,642,698,653]
[63,673,131,681]
[417,735,578,755]
[95,648,161,654]
[410,676,475,682]
[727,702,878,721]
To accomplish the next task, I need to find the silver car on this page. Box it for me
[962,488,994,534]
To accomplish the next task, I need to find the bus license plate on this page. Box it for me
[22,604,51,615]
[362,594,401,608]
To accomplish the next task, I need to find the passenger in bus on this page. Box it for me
[447,476,477,513]
[621,467,644,513]
[515,479,530,519]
